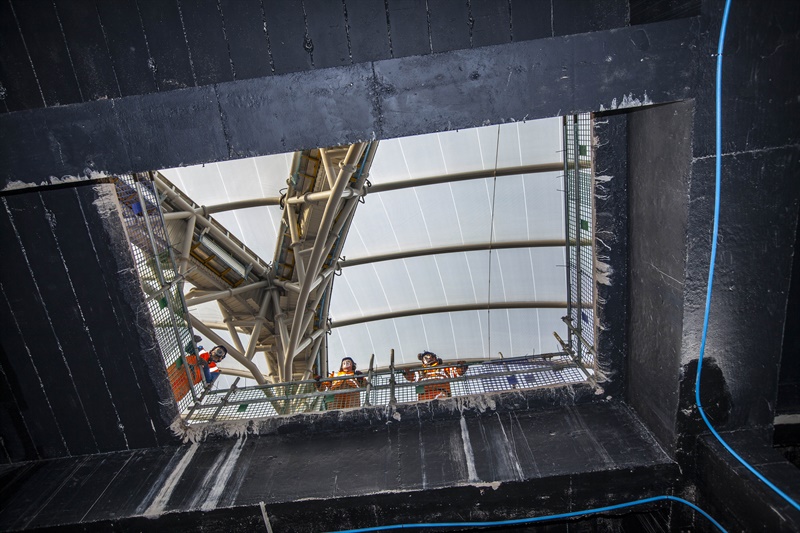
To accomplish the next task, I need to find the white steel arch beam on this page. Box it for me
[338,239,593,268]
[368,162,568,194]
[329,301,593,329]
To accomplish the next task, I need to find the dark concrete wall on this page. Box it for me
[675,0,800,444]
[779,221,800,414]
[0,0,798,530]
[0,182,177,463]
[0,401,677,532]
[679,149,799,439]
[630,0,700,24]
[594,113,629,400]
[623,0,800,459]
[697,431,800,532]
[0,18,698,190]
[626,101,695,454]
[0,0,630,114]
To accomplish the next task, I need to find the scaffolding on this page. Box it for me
[562,114,597,369]
[111,124,597,424]
[182,352,588,423]
[114,174,203,412]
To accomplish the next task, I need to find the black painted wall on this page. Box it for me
[675,0,800,441]
[696,431,800,532]
[0,183,177,462]
[0,400,679,532]
[623,0,800,454]
[626,101,694,454]
[0,0,798,530]
[0,0,630,114]
[779,222,800,414]
[0,17,698,190]
[594,113,629,401]
[630,0,700,24]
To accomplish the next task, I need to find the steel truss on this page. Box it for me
[123,134,598,417]
[562,114,597,369]
[153,142,376,391]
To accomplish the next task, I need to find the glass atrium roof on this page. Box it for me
[160,117,568,383]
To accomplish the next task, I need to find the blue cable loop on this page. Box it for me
[695,0,800,514]
[329,496,726,532]
[331,2,797,532]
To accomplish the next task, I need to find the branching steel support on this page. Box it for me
[184,280,270,306]
[246,293,272,360]
[281,143,367,380]
[179,214,197,274]
[190,314,267,385]
[162,197,282,219]
[218,303,246,354]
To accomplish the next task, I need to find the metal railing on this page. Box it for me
[563,114,597,368]
[114,173,205,412]
[182,352,590,424]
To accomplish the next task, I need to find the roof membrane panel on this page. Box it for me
[162,117,569,372]
[328,307,567,370]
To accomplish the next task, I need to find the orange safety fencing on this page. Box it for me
[169,354,203,402]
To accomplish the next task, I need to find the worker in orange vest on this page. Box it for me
[403,351,467,401]
[315,357,366,410]
[198,345,227,385]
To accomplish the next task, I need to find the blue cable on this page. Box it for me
[332,3,797,532]
[329,496,726,532]
[695,0,800,514]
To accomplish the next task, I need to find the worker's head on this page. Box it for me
[340,357,356,372]
[210,345,227,362]
[418,351,440,366]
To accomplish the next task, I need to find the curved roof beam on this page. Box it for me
[162,192,359,218]
[339,239,592,268]
[330,301,592,329]
[162,198,282,219]
[368,161,572,194]
[202,197,282,214]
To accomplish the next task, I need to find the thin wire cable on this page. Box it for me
[486,126,501,358]
[695,0,800,513]
[329,495,726,532]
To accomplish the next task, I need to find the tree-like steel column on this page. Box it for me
[279,143,367,381]
[153,143,376,389]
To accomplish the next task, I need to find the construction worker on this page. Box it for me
[403,351,468,401]
[315,357,366,410]
[197,345,227,385]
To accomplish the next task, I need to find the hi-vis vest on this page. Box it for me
[200,350,219,374]
[326,370,364,390]
[416,363,461,381]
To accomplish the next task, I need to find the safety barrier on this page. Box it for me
[183,352,592,423]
